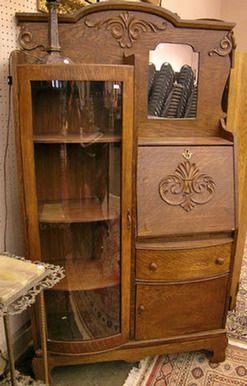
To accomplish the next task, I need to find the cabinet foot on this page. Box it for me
[32,356,53,385]
[210,337,228,363]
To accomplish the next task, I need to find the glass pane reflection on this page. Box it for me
[31,80,122,341]
[148,43,199,119]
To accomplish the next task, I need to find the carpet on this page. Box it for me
[0,370,45,385]
[123,244,247,386]
[123,343,247,386]
[227,243,247,342]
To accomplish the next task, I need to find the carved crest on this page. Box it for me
[159,160,216,212]
[85,12,167,48]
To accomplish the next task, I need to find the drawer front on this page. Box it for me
[137,146,235,237]
[135,276,229,341]
[136,243,232,281]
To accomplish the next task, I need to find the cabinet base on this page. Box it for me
[32,331,228,382]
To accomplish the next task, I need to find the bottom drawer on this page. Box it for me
[135,276,229,341]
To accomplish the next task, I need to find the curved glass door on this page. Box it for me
[31,79,122,341]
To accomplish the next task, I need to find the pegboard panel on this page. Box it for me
[0,0,37,350]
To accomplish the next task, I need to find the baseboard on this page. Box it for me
[13,321,32,360]
[0,321,32,377]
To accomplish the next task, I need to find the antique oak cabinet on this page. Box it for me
[12,0,237,379]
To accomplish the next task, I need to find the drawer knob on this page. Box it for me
[216,257,225,265]
[138,305,145,314]
[149,262,158,271]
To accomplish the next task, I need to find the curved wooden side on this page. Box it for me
[228,51,247,308]
[47,333,124,355]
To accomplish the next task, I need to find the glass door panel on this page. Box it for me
[32,80,122,140]
[31,80,122,341]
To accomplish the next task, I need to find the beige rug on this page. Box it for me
[123,342,247,386]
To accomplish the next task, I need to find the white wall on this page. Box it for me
[161,0,222,19]
[220,0,247,51]
[162,0,247,52]
[0,0,37,352]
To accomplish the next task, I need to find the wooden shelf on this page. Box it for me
[33,132,121,144]
[53,256,119,291]
[138,136,233,146]
[39,196,120,223]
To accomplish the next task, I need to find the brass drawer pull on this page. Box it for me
[149,262,158,271]
[215,257,225,265]
[138,305,145,314]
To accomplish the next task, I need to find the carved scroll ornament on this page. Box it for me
[18,25,45,51]
[208,31,236,58]
[159,160,216,212]
[85,12,167,48]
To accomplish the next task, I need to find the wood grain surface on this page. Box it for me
[135,275,229,340]
[136,243,232,281]
[11,1,238,375]
[137,146,235,237]
[227,51,247,308]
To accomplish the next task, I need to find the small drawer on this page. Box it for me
[135,275,229,341]
[137,146,235,237]
[136,243,232,281]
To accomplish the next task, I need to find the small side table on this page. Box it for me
[0,252,65,386]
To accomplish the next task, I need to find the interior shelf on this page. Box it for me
[53,256,120,291]
[38,196,120,223]
[33,132,121,144]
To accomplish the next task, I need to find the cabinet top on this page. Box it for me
[15,0,235,31]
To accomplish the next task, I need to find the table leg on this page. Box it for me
[39,292,49,386]
[3,314,17,386]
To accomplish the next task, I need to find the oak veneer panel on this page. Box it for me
[136,243,232,281]
[135,276,229,340]
[137,146,235,237]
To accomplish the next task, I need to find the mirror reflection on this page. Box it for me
[148,43,199,119]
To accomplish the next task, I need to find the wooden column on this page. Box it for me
[228,51,247,309]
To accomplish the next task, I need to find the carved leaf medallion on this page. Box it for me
[85,12,167,48]
[159,160,216,212]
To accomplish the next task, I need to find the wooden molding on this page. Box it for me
[228,51,247,308]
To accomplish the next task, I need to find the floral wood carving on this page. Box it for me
[208,31,236,58]
[84,12,167,48]
[18,26,45,51]
[159,160,216,212]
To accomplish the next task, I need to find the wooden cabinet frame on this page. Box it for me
[11,2,239,380]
